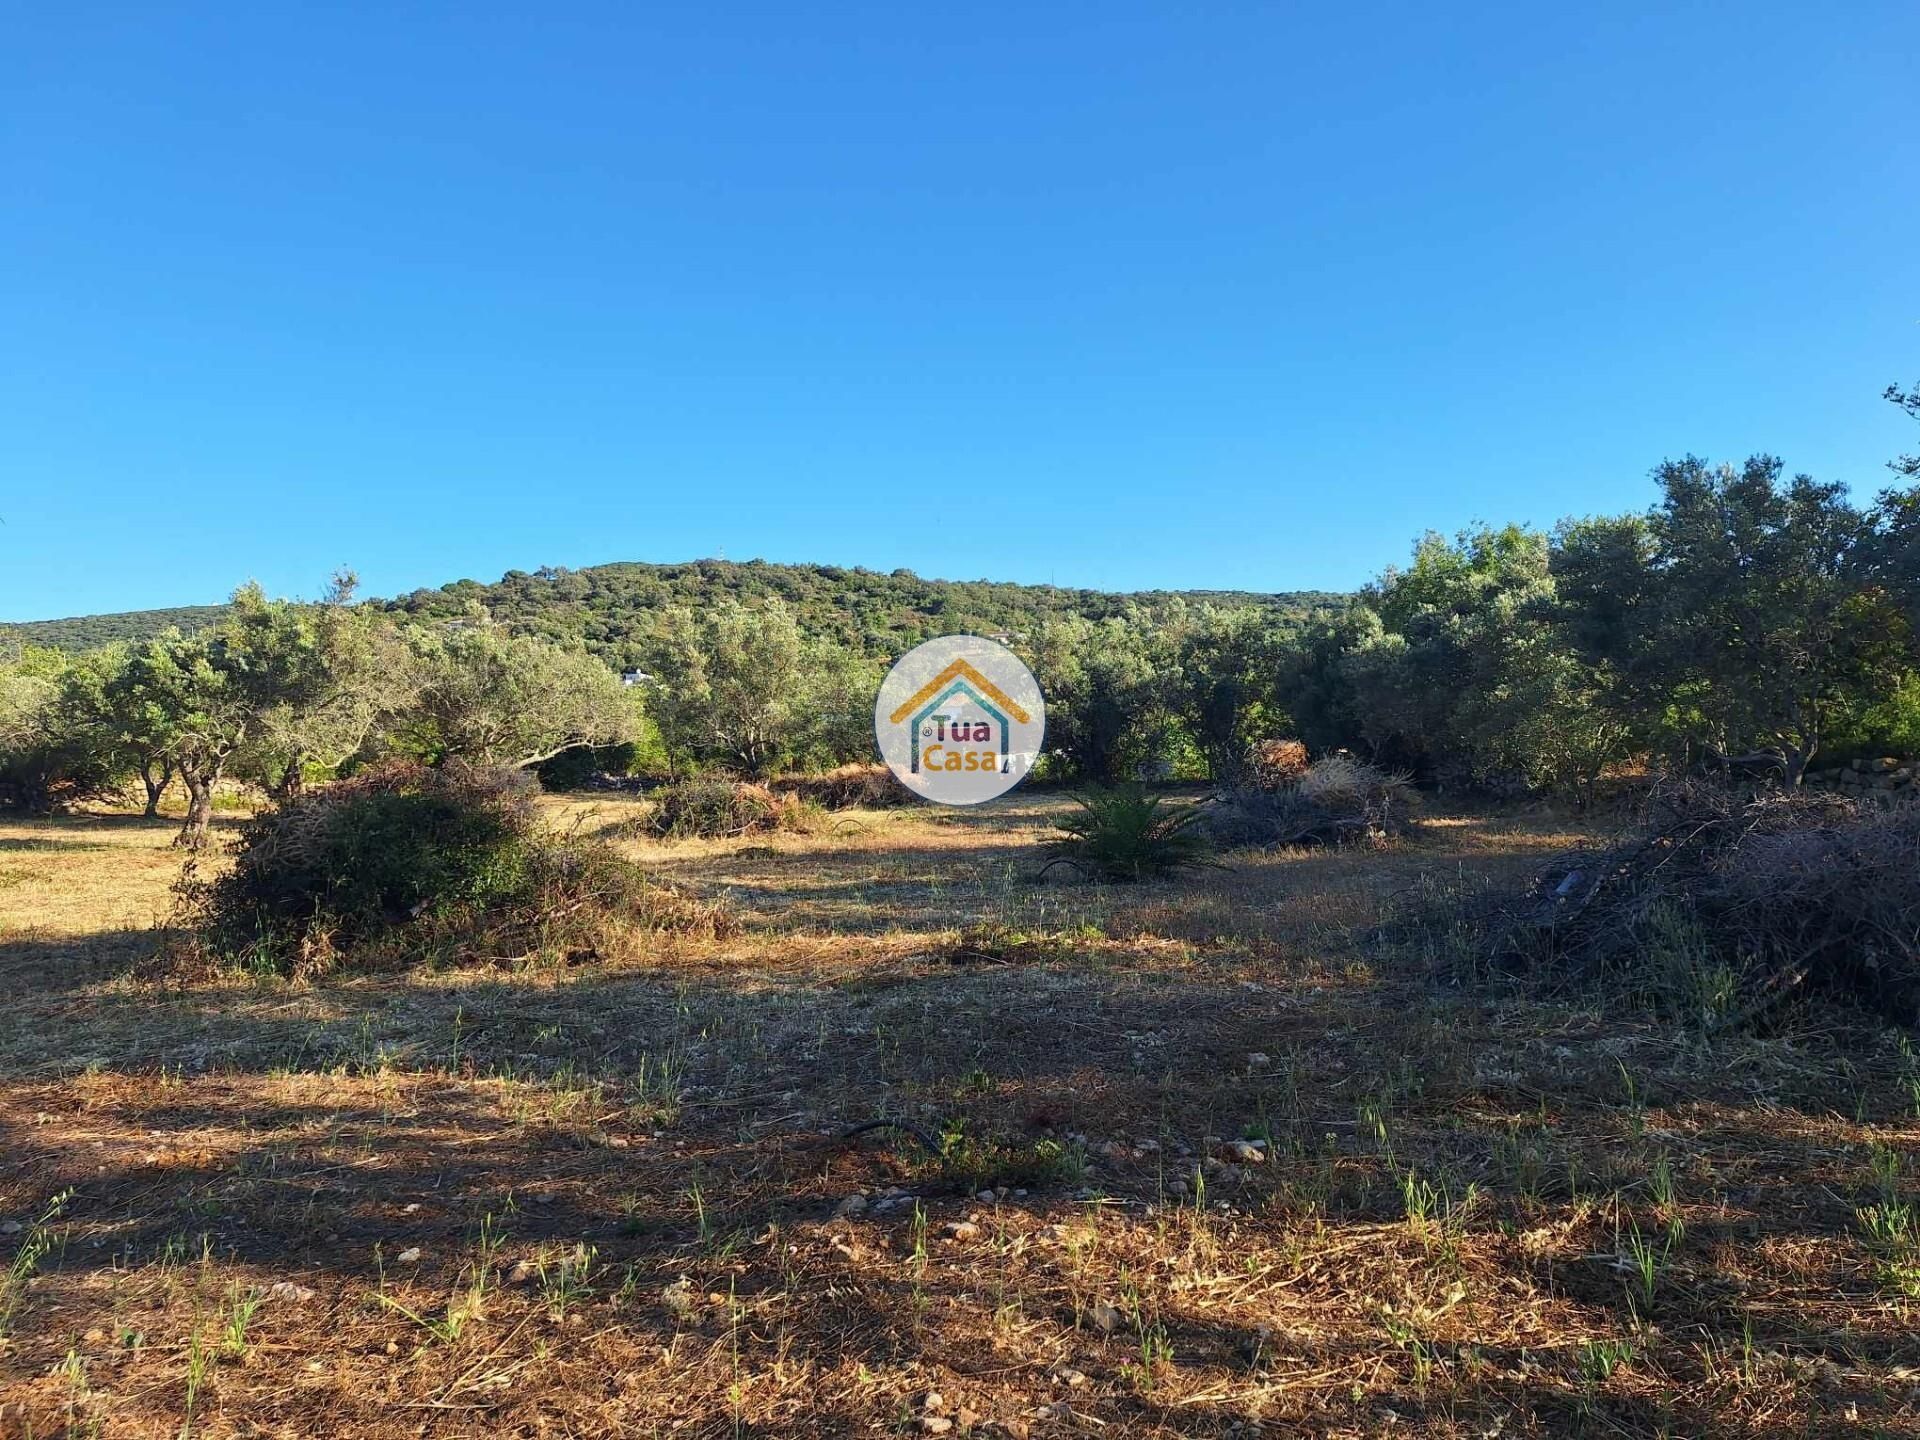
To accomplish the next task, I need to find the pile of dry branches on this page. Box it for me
[1482,782,1920,1026]
[770,763,912,811]
[645,777,820,838]
[1207,754,1416,849]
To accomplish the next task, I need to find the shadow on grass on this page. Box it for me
[0,1067,1900,1437]
[0,835,155,854]
[0,930,163,1004]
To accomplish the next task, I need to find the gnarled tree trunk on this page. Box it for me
[138,756,173,819]
[174,769,217,849]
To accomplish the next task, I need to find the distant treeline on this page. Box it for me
[4,559,1347,660]
[2,604,233,651]
[380,559,1347,661]
[6,384,1920,830]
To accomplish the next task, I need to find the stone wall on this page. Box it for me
[1807,756,1915,794]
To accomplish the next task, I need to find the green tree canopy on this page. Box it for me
[392,620,633,771]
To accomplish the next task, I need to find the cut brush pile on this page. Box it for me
[643,776,824,838]
[1206,753,1416,849]
[770,762,912,811]
[1460,782,1920,1027]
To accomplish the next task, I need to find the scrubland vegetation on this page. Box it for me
[13,429,1920,829]
[7,402,1920,1437]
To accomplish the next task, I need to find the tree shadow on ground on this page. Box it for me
[4,1080,1903,1438]
[0,930,162,1004]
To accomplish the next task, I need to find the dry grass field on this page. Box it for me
[4,792,1920,1437]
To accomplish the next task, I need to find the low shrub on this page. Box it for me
[769,763,911,811]
[1207,754,1415,849]
[645,777,823,839]
[169,762,727,978]
[1044,784,1213,881]
[931,1126,1089,1191]
[1426,783,1920,1028]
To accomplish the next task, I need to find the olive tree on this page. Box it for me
[1871,384,1920,623]
[233,575,413,797]
[1269,526,1634,797]
[792,642,886,771]
[1887,380,1920,481]
[1641,455,1906,784]
[111,587,329,846]
[1341,526,1571,784]
[1165,605,1285,781]
[1020,613,1174,782]
[0,649,102,810]
[55,645,177,816]
[393,621,632,769]
[641,600,807,776]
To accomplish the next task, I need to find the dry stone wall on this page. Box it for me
[1808,756,1915,795]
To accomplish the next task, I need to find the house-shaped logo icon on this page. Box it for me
[874,637,1046,805]
[887,659,1034,774]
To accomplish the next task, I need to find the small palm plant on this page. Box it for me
[1045,784,1214,881]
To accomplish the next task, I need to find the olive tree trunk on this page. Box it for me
[174,769,218,849]
[138,757,173,819]
[275,755,307,801]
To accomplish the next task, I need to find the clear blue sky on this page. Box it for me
[3,3,1915,619]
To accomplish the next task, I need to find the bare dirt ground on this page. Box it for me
[4,792,1920,1437]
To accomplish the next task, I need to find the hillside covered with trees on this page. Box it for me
[6,383,1920,833]
[2,560,1346,660]
[0,605,234,652]
[385,560,1347,663]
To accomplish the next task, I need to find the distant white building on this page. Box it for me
[620,669,654,687]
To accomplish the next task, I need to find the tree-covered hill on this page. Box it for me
[5,560,1347,660]
[0,605,232,652]
[383,560,1345,664]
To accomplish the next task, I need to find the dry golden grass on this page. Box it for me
[3,791,1919,1437]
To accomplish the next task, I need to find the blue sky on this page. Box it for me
[3,2,1915,619]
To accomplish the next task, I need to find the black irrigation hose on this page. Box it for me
[836,1118,947,1158]
[1035,856,1090,879]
